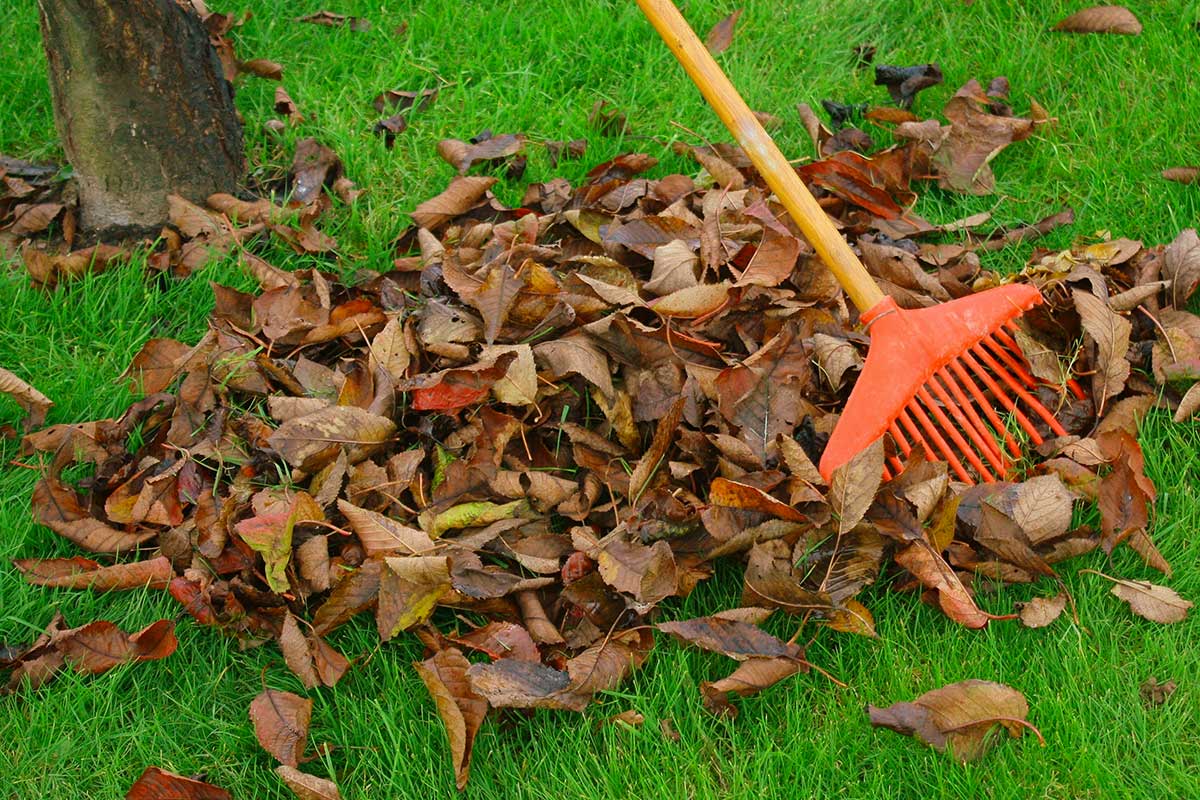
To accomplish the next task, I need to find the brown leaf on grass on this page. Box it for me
[1017,592,1068,628]
[437,134,525,175]
[279,612,320,689]
[415,648,489,790]
[1052,6,1142,35]
[276,766,342,800]
[239,59,284,80]
[250,689,312,767]
[466,658,583,711]
[705,8,743,54]
[933,80,1036,195]
[126,766,232,800]
[700,655,807,717]
[564,628,654,697]
[23,243,129,286]
[1139,677,1177,707]
[1163,167,1199,185]
[594,535,677,605]
[868,680,1037,761]
[7,202,62,237]
[448,622,540,663]
[33,478,156,554]
[410,176,496,230]
[657,616,798,661]
[829,438,885,535]
[268,406,396,472]
[296,10,370,31]
[1073,289,1131,415]
[0,366,52,430]
[373,88,438,115]
[57,619,177,675]
[588,100,631,136]
[1085,571,1192,623]
[14,555,173,591]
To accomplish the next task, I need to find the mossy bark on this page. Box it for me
[37,0,244,232]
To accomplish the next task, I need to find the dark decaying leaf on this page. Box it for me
[868,680,1039,761]
[250,689,312,767]
[1139,676,1177,707]
[875,63,943,108]
[126,766,232,800]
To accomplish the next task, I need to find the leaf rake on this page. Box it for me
[637,0,1069,484]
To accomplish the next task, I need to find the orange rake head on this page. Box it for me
[818,283,1069,485]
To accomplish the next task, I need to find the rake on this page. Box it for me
[636,0,1068,485]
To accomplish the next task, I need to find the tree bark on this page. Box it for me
[37,0,244,233]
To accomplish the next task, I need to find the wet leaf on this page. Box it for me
[57,619,177,675]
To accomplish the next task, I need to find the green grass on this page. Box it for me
[3,1,1200,798]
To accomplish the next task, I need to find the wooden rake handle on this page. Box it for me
[635,0,886,313]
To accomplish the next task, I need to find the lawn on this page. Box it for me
[2,1,1199,798]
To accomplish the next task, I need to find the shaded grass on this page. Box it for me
[2,1,1199,798]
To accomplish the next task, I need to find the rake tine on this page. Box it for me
[969,344,1068,438]
[1002,322,1088,400]
[927,371,1007,477]
[984,332,1040,388]
[947,359,1023,459]
[915,387,996,482]
[960,350,1045,444]
[903,402,973,483]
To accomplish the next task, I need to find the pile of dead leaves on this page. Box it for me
[3,76,1196,793]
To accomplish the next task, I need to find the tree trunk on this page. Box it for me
[37,0,244,233]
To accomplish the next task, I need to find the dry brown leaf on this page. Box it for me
[657,616,798,661]
[1072,289,1131,415]
[829,438,885,535]
[868,679,1037,761]
[1052,5,1142,35]
[411,177,496,230]
[337,499,435,556]
[276,766,342,800]
[1163,167,1199,185]
[700,656,806,717]
[414,648,489,790]
[812,333,862,389]
[1163,228,1200,307]
[127,767,231,800]
[377,555,451,639]
[268,406,396,471]
[0,366,52,430]
[250,689,312,767]
[1017,592,1068,628]
[1086,571,1192,623]
[704,8,743,54]
[14,555,172,591]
